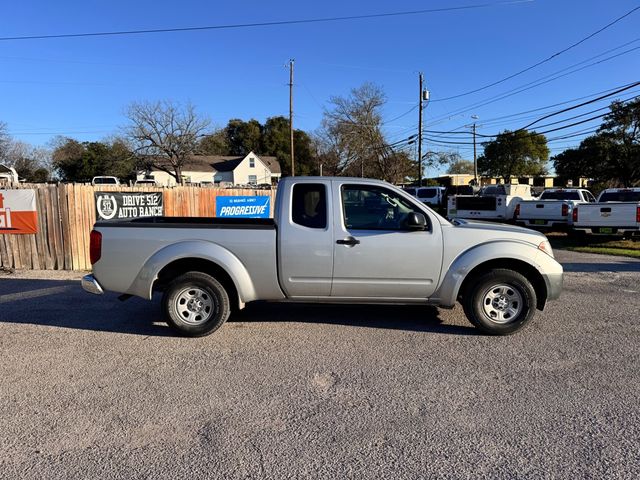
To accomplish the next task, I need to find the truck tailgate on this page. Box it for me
[576,203,640,228]
[519,201,567,221]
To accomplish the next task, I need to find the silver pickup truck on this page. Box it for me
[82,177,563,336]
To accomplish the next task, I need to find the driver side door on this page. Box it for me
[331,183,443,299]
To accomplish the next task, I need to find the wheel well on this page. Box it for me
[154,258,240,310]
[458,258,548,310]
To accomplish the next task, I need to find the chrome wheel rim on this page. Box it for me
[175,287,215,325]
[481,284,523,324]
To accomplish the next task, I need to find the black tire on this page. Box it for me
[462,269,537,335]
[162,272,231,337]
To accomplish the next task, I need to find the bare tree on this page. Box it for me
[0,121,11,162]
[317,83,415,183]
[125,101,210,185]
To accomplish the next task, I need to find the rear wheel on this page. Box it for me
[463,269,537,335]
[162,272,230,337]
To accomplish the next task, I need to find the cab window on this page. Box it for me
[292,183,327,229]
[341,184,427,231]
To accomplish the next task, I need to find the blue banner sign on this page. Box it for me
[216,196,270,218]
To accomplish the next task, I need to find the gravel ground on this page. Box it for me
[0,250,639,479]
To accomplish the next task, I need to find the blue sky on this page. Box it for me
[1,0,639,175]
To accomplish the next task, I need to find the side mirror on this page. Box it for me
[405,212,427,230]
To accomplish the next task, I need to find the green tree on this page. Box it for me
[553,99,640,186]
[447,159,475,175]
[198,129,229,155]
[478,129,549,181]
[226,119,262,156]
[596,98,640,185]
[262,116,316,176]
[52,137,135,182]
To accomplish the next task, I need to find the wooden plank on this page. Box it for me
[67,184,80,270]
[52,185,65,269]
[34,188,49,269]
[43,187,56,269]
[0,233,10,268]
[9,235,21,269]
[58,184,71,269]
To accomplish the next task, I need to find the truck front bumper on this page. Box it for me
[81,274,104,295]
[544,271,563,301]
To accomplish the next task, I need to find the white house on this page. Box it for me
[138,152,281,187]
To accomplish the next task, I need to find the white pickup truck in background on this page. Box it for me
[572,188,640,236]
[514,188,596,230]
[448,184,533,221]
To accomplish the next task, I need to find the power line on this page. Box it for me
[430,5,640,102]
[0,1,532,42]
[520,81,640,130]
[426,46,640,126]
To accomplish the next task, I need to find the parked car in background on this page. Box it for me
[448,184,533,221]
[83,176,563,337]
[134,179,157,186]
[403,186,447,208]
[92,176,120,186]
[572,187,640,236]
[515,188,596,230]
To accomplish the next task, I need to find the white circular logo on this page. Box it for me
[97,195,118,220]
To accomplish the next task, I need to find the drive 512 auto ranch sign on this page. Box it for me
[216,196,270,218]
[0,190,38,234]
[95,192,163,221]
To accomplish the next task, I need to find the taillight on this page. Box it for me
[90,230,102,264]
[572,207,578,223]
[514,204,520,219]
[637,206,640,223]
[561,203,569,217]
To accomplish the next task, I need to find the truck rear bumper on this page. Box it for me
[82,274,104,295]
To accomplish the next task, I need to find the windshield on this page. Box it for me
[540,190,581,200]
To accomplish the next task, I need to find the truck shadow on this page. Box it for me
[561,261,640,273]
[232,302,478,336]
[1,278,477,336]
[0,278,173,337]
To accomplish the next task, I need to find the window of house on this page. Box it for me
[249,158,255,168]
[292,183,327,229]
[248,175,257,184]
[341,184,427,231]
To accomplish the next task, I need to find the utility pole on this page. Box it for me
[472,115,479,185]
[288,59,295,177]
[418,72,423,187]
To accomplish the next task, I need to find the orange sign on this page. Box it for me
[0,190,38,234]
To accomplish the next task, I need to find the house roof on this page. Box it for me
[150,153,281,174]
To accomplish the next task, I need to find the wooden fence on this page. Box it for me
[0,184,276,271]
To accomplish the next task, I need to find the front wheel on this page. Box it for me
[462,269,537,335]
[162,272,231,337]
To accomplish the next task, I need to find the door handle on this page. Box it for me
[336,236,360,246]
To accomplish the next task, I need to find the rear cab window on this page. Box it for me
[540,190,581,200]
[599,190,640,202]
[292,183,327,229]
